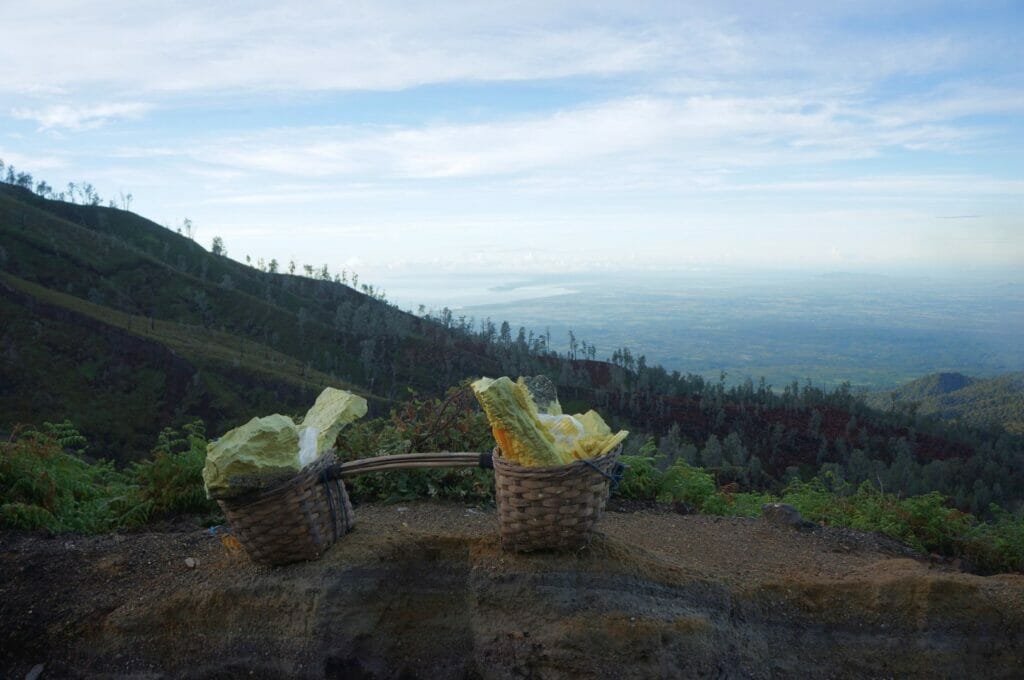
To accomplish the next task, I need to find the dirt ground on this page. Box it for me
[2,502,1022,678]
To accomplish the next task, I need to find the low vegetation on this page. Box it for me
[617,438,1024,573]
[0,420,217,534]
[2,390,1022,574]
[335,386,496,504]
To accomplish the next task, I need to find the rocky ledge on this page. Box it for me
[2,502,1022,678]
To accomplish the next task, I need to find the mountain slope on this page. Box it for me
[869,372,1024,434]
[0,184,502,391]
[0,272,357,454]
[0,184,511,457]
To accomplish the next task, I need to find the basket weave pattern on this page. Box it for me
[493,446,621,552]
[218,453,354,566]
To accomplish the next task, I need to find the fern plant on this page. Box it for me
[132,420,217,517]
[0,424,145,532]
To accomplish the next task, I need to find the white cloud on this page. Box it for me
[2,2,1021,274]
[0,2,676,97]
[11,102,152,130]
[3,1,1012,101]
[0,148,66,171]
[142,90,994,186]
[712,176,1024,197]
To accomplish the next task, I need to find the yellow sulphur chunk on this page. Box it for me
[471,377,566,467]
[301,387,368,454]
[576,410,612,438]
[473,376,629,467]
[202,414,300,497]
[565,410,628,460]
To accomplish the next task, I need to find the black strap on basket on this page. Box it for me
[581,457,626,491]
[319,469,348,541]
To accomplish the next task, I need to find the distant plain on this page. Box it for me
[382,269,1024,390]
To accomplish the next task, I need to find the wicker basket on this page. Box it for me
[217,453,354,567]
[493,445,621,552]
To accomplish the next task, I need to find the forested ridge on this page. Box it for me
[867,371,1024,435]
[0,174,1021,517]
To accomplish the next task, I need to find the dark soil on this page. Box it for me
[2,502,1022,678]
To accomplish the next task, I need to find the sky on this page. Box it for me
[1,1,1023,282]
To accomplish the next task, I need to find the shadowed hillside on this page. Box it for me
[869,372,1024,434]
[0,184,517,456]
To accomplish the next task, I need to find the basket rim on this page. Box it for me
[492,444,621,475]
[217,450,338,508]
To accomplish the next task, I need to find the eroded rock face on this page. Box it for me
[2,504,1022,679]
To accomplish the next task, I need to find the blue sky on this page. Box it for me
[1,1,1022,280]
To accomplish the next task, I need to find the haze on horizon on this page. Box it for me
[1,1,1022,280]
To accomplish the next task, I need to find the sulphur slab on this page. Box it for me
[577,410,611,438]
[301,387,368,455]
[472,376,628,467]
[471,377,565,467]
[202,387,367,497]
[202,414,301,497]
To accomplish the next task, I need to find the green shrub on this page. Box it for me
[618,437,734,514]
[721,491,777,518]
[780,477,973,555]
[617,449,765,516]
[658,459,720,508]
[0,419,218,532]
[337,384,495,504]
[0,422,146,532]
[131,420,218,517]
[960,506,1024,573]
[617,454,663,500]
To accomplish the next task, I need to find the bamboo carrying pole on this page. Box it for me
[326,451,494,479]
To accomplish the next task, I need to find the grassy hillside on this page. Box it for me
[0,184,513,458]
[869,372,1024,434]
[0,272,363,454]
[0,184,503,391]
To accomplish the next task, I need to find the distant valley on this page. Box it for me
[418,270,1024,391]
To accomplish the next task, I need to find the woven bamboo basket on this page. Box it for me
[217,453,354,567]
[493,445,621,552]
